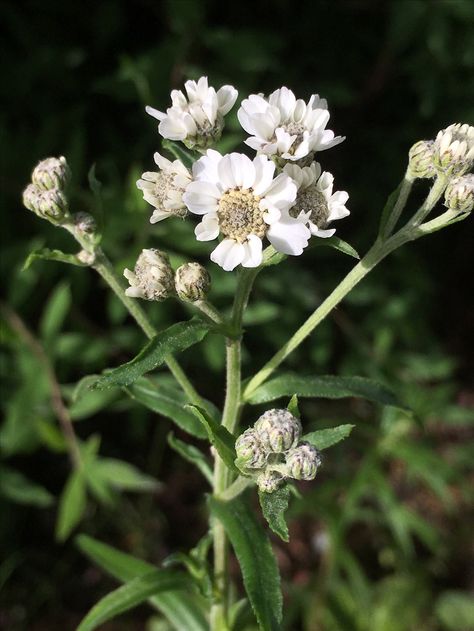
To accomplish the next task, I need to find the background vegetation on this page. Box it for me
[1,0,473,629]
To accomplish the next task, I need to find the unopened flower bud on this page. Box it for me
[286,442,321,481]
[77,249,96,265]
[73,211,97,235]
[433,123,474,175]
[444,174,474,213]
[22,183,42,214]
[254,409,302,453]
[235,428,267,470]
[32,156,70,191]
[174,262,211,302]
[408,140,436,179]
[123,248,174,301]
[257,470,285,493]
[23,184,69,221]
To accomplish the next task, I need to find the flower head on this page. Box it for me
[22,184,69,222]
[433,123,474,175]
[146,76,238,150]
[174,262,211,302]
[444,174,474,214]
[235,428,267,470]
[183,150,310,271]
[408,140,436,179]
[254,408,302,453]
[238,86,344,164]
[286,442,321,481]
[137,152,192,223]
[285,162,350,237]
[123,249,174,301]
[32,156,70,191]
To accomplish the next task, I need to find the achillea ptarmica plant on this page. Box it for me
[137,152,192,223]
[285,162,350,237]
[123,248,174,301]
[433,123,474,175]
[444,174,474,213]
[146,76,238,150]
[238,86,344,164]
[183,150,310,271]
[174,262,211,302]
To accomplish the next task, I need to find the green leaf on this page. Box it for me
[315,236,360,259]
[40,283,71,344]
[77,570,190,631]
[23,248,87,271]
[161,139,198,169]
[56,470,87,541]
[247,373,404,408]
[303,424,355,450]
[125,377,207,439]
[435,591,474,630]
[76,535,208,631]
[287,394,300,418]
[93,458,159,492]
[92,318,211,390]
[209,495,282,630]
[187,405,238,473]
[0,465,54,507]
[168,433,213,484]
[258,485,290,542]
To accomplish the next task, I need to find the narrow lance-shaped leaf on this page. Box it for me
[76,535,208,631]
[23,248,88,271]
[161,139,198,169]
[77,570,190,631]
[209,494,283,631]
[56,469,87,541]
[187,405,238,473]
[259,485,291,543]
[92,318,211,390]
[303,424,355,450]
[168,433,213,484]
[247,373,405,408]
[125,377,208,439]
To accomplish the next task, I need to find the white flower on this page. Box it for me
[444,174,474,213]
[183,150,311,271]
[123,249,174,301]
[284,162,350,237]
[137,152,192,223]
[433,123,474,175]
[238,86,344,163]
[145,76,238,149]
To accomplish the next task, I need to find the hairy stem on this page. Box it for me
[1,303,82,468]
[381,171,414,238]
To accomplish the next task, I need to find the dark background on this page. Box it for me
[1,1,473,629]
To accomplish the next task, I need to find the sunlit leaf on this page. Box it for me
[303,424,355,450]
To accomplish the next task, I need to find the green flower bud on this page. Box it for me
[175,262,211,302]
[235,428,267,470]
[286,442,321,481]
[408,140,436,179]
[444,174,474,213]
[433,123,474,176]
[23,184,69,221]
[254,409,302,453]
[73,211,97,235]
[256,470,285,494]
[22,183,42,214]
[123,249,174,301]
[32,156,70,191]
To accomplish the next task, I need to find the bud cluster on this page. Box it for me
[22,156,70,222]
[444,174,474,214]
[234,408,322,493]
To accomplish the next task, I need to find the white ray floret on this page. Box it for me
[146,76,238,149]
[238,86,345,163]
[183,150,311,271]
[284,162,350,237]
[136,152,192,223]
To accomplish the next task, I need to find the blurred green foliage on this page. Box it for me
[1,0,473,629]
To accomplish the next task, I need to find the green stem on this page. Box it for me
[409,175,448,226]
[193,299,223,324]
[92,251,204,406]
[381,171,414,238]
[219,476,253,501]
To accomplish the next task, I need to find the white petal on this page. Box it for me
[263,173,297,209]
[153,152,172,170]
[218,153,256,189]
[211,239,245,271]
[145,105,166,121]
[159,117,187,141]
[195,214,220,241]
[150,209,171,224]
[241,234,263,268]
[267,214,310,255]
[217,85,238,115]
[193,149,222,182]
[309,224,336,238]
[253,155,275,195]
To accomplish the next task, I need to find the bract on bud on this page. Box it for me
[286,442,321,481]
[254,409,302,453]
[444,174,474,214]
[433,123,474,175]
[32,156,70,191]
[235,428,267,470]
[408,140,436,179]
[175,262,211,302]
[123,248,174,301]
[256,470,285,493]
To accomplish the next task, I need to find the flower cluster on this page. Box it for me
[136,77,350,272]
[22,156,70,222]
[409,124,474,180]
[235,409,322,493]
